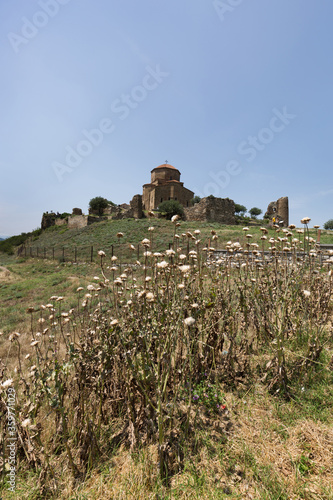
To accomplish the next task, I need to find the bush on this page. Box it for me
[249,207,262,218]
[191,195,201,205]
[158,200,184,220]
[324,219,333,230]
[89,196,109,216]
[234,204,247,216]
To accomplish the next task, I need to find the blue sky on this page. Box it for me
[1,0,332,236]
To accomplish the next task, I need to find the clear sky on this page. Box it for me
[1,0,332,236]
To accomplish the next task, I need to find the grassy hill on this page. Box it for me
[2,217,333,262]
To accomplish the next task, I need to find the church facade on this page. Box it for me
[142,163,194,211]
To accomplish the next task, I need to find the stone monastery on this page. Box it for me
[142,163,194,211]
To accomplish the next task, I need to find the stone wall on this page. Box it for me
[68,215,88,229]
[265,196,289,227]
[41,212,68,230]
[68,215,108,229]
[72,208,83,216]
[55,218,67,226]
[109,195,143,219]
[277,197,289,226]
[129,194,143,219]
[184,196,235,224]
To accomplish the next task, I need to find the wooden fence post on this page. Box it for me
[91,246,93,262]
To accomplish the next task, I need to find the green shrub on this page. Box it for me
[324,219,333,230]
[157,200,184,219]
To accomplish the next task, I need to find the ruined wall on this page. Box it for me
[276,197,289,226]
[55,219,67,226]
[129,194,143,219]
[68,215,108,229]
[110,195,143,219]
[68,215,88,229]
[265,196,289,226]
[184,196,235,224]
[41,212,68,230]
[72,208,83,216]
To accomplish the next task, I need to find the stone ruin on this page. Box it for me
[184,196,235,224]
[41,195,239,231]
[42,195,144,231]
[265,196,289,227]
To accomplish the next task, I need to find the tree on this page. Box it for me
[234,204,247,216]
[249,207,262,219]
[191,195,201,205]
[89,196,109,216]
[158,200,184,220]
[324,219,333,230]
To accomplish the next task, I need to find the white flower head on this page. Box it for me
[21,418,31,428]
[157,260,168,269]
[146,292,155,302]
[303,290,311,297]
[1,379,13,389]
[184,317,196,327]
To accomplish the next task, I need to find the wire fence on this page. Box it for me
[17,244,142,263]
[16,241,333,266]
[16,242,183,264]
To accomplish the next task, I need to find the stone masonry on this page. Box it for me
[184,196,235,224]
[143,163,194,210]
[265,196,289,227]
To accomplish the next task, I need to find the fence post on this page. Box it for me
[137,244,140,261]
[44,247,46,259]
[74,247,77,263]
[62,247,65,262]
[52,247,55,260]
[25,247,27,257]
[91,246,93,263]
[37,247,39,258]
[111,244,114,257]
[30,247,32,258]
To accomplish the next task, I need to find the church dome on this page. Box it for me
[152,163,179,172]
